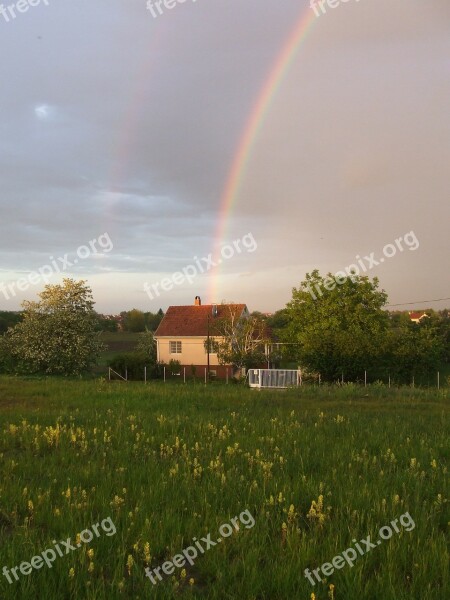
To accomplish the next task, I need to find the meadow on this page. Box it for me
[0,377,448,599]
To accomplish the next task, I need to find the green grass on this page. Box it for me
[0,378,448,599]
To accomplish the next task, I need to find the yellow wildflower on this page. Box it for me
[126,554,134,576]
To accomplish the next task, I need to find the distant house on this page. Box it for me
[408,311,430,324]
[154,296,250,379]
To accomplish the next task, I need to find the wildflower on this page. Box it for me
[180,569,187,580]
[189,578,195,586]
[143,542,151,564]
[87,549,94,560]
[110,495,125,510]
[69,568,75,578]
[328,584,335,599]
[287,504,296,524]
[88,562,94,573]
[126,554,134,576]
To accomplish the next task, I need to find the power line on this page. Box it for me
[386,297,450,308]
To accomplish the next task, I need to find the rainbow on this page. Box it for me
[208,6,317,302]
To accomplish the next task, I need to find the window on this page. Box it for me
[169,341,182,354]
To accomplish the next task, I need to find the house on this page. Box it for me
[408,311,430,324]
[154,297,250,379]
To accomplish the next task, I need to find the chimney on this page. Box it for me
[194,296,201,306]
[212,304,218,317]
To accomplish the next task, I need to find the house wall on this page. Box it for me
[156,336,223,367]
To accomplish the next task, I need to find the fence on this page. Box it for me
[108,366,232,384]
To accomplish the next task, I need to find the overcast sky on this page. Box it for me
[1,0,449,314]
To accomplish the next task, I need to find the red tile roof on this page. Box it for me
[409,311,429,321]
[155,304,247,337]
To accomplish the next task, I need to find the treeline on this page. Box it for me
[0,309,165,334]
[256,271,449,384]
[96,309,164,332]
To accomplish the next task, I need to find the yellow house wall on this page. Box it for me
[156,336,224,366]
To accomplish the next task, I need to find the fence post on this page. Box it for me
[299,369,302,386]
[437,371,440,390]
[364,370,367,387]
[108,367,111,382]
[184,367,186,384]
[163,366,166,383]
[226,368,229,384]
[125,368,128,382]
[144,366,147,384]
[388,375,391,388]
[318,373,321,386]
[204,367,207,385]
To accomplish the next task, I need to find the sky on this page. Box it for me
[0,0,449,314]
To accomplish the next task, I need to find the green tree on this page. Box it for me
[136,329,157,365]
[144,309,164,331]
[95,314,119,333]
[285,270,389,381]
[388,316,445,382]
[207,306,268,371]
[5,279,104,375]
[123,309,146,332]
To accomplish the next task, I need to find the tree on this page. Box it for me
[388,316,445,382]
[95,314,119,333]
[144,309,164,332]
[136,329,157,365]
[285,270,390,381]
[5,279,104,375]
[123,309,146,332]
[207,306,269,371]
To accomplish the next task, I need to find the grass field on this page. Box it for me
[0,378,448,599]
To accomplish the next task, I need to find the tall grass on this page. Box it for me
[0,377,448,599]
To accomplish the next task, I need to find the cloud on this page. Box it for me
[0,0,449,312]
